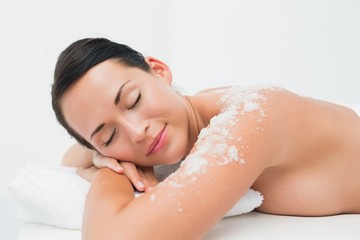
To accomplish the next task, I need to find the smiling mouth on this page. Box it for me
[146,125,167,156]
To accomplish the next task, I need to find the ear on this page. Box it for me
[145,57,173,85]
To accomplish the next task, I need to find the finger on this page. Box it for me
[121,162,145,191]
[140,167,159,192]
[93,153,124,173]
[129,167,158,193]
[137,169,153,190]
[143,167,159,187]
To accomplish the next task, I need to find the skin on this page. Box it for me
[61,58,360,239]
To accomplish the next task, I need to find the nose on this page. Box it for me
[122,118,149,143]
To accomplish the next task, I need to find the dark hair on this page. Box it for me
[51,38,150,149]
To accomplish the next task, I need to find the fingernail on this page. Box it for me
[137,181,145,189]
[116,166,123,173]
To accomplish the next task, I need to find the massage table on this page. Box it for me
[17,211,360,240]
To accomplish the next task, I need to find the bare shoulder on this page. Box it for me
[204,85,332,167]
[195,86,233,95]
[185,85,302,181]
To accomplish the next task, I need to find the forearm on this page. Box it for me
[81,162,255,240]
[82,168,135,240]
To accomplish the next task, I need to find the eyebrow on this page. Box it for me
[90,123,105,139]
[90,80,133,140]
[114,79,132,105]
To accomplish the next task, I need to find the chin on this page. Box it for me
[154,154,182,166]
[165,158,182,165]
[166,152,186,165]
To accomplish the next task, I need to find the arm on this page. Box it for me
[61,143,94,168]
[83,89,287,239]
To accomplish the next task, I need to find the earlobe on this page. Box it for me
[145,57,173,85]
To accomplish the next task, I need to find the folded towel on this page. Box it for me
[8,165,263,229]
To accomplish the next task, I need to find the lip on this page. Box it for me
[146,125,167,156]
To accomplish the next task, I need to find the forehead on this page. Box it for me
[77,59,135,90]
[63,59,135,106]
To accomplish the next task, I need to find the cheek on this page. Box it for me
[102,144,132,162]
[142,96,171,117]
[148,90,186,116]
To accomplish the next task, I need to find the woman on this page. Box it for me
[52,38,360,239]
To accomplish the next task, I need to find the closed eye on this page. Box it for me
[104,128,116,147]
[128,92,142,110]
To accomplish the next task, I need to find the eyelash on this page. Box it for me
[104,128,116,147]
[128,92,142,110]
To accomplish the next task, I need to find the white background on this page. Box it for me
[0,0,359,239]
[0,0,359,231]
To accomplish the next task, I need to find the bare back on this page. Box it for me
[249,91,360,215]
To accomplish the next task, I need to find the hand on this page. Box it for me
[90,152,159,192]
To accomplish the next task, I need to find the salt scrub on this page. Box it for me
[182,156,208,175]
[181,86,277,175]
[168,180,186,188]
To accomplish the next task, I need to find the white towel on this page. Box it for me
[8,166,89,229]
